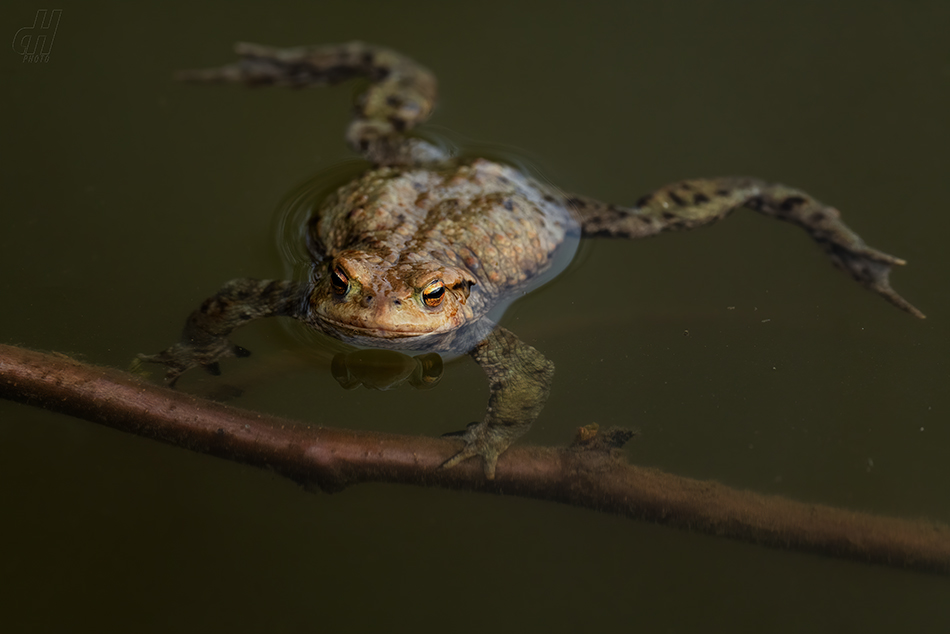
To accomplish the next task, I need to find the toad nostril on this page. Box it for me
[393,299,402,307]
[361,294,374,307]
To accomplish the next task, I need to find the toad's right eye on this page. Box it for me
[330,266,350,295]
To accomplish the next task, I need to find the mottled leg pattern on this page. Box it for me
[442,326,555,479]
[568,178,924,318]
[137,279,311,385]
[176,42,446,165]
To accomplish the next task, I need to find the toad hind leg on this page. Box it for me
[568,178,924,318]
[176,42,445,166]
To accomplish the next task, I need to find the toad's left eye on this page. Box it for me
[422,280,445,307]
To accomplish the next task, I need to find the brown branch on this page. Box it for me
[1,343,947,574]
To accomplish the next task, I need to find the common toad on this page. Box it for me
[140,42,923,478]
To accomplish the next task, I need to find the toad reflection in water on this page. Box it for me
[139,42,924,478]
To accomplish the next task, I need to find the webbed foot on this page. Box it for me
[823,242,925,319]
[440,421,524,480]
[135,341,251,387]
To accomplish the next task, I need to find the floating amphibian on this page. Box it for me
[140,42,924,478]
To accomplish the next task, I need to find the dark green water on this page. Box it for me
[3,1,949,631]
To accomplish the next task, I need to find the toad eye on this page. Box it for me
[422,280,445,307]
[330,266,350,296]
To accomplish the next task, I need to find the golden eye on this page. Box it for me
[422,280,445,307]
[330,266,350,296]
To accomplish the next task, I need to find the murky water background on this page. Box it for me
[3,1,949,631]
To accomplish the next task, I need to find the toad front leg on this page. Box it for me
[442,327,555,479]
[137,279,310,385]
[568,178,925,318]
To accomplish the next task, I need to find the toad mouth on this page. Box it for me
[319,317,440,338]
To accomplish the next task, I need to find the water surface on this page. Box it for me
[2,2,949,632]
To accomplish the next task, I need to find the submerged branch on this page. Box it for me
[1,343,947,574]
